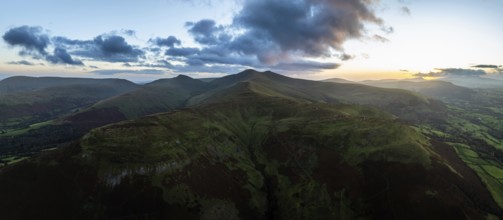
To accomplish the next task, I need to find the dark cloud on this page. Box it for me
[173,0,383,72]
[231,0,382,58]
[126,60,175,69]
[3,26,84,66]
[472,64,499,69]
[4,0,386,74]
[165,47,200,57]
[186,19,229,45]
[414,68,487,78]
[46,48,84,65]
[121,29,136,36]
[339,54,354,61]
[95,35,133,55]
[91,69,166,75]
[440,68,486,76]
[52,34,145,64]
[59,34,145,63]
[381,26,394,34]
[149,36,181,47]
[7,60,35,66]
[270,61,340,71]
[52,36,93,47]
[372,34,389,43]
[2,26,50,56]
[401,6,411,15]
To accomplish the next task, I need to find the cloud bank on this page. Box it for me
[3,0,389,74]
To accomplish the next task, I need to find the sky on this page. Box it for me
[0,0,502,82]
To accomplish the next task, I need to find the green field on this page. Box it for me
[0,120,53,137]
[451,143,503,209]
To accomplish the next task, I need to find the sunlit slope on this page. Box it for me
[361,80,477,101]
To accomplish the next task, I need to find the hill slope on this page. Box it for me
[0,85,500,219]
[0,77,138,131]
[361,79,477,101]
[0,76,137,93]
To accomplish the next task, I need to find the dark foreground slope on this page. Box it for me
[0,82,500,219]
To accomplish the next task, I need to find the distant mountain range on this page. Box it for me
[0,70,501,219]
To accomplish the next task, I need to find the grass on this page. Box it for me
[0,120,53,137]
[1,156,28,165]
[472,165,503,209]
[482,165,503,179]
[450,143,503,209]
[77,93,436,219]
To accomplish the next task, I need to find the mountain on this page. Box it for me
[0,78,500,219]
[1,70,447,157]
[0,76,137,94]
[190,70,445,123]
[0,77,138,131]
[361,79,477,101]
[0,70,501,219]
[440,76,503,88]
[322,78,358,84]
[90,75,208,119]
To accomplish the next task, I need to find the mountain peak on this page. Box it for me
[237,69,279,76]
[174,74,193,80]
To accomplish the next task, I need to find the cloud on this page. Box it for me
[270,61,340,71]
[440,68,486,76]
[231,0,382,57]
[339,54,354,61]
[57,34,145,62]
[401,6,411,15]
[472,64,499,69]
[91,69,166,75]
[46,48,84,65]
[96,35,133,55]
[7,60,35,66]
[165,47,200,56]
[52,36,93,47]
[372,34,389,43]
[121,29,136,37]
[149,36,181,47]
[414,68,487,77]
[186,19,229,45]
[2,26,50,56]
[3,26,84,66]
[173,0,384,72]
[4,0,387,74]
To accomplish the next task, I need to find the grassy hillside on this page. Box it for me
[92,75,208,119]
[361,80,477,101]
[0,78,137,131]
[0,76,137,93]
[0,84,501,219]
[190,70,446,123]
[1,70,446,158]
